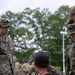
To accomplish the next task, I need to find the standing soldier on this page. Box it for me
[67,6,75,24]
[66,24,75,75]
[0,18,14,75]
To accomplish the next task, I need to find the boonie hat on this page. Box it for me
[0,18,10,27]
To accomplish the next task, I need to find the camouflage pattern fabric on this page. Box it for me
[0,36,14,75]
[66,43,75,75]
[29,67,35,75]
[0,18,10,27]
[29,71,51,75]
[29,65,59,75]
[15,62,23,75]
[48,65,59,75]
[22,62,31,74]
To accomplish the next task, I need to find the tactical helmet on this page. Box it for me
[67,24,75,35]
[0,18,10,27]
[67,6,75,24]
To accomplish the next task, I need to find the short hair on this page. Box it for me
[34,51,49,68]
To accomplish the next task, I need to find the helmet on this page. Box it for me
[69,6,75,17]
[67,6,75,24]
[0,18,10,27]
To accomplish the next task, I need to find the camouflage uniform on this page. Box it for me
[29,65,59,75]
[66,24,75,75]
[29,51,59,75]
[22,61,31,75]
[15,61,22,75]
[0,18,14,75]
[66,43,75,75]
[47,65,59,75]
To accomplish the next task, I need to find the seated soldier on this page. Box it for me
[30,51,59,75]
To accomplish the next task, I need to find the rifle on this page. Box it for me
[0,48,14,75]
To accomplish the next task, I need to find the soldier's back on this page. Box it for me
[48,65,59,75]
[29,65,59,75]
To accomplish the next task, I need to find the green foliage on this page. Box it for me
[0,5,70,71]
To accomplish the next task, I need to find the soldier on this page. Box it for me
[0,18,14,75]
[30,51,59,75]
[67,6,75,24]
[66,24,75,75]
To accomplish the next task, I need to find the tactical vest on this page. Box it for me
[0,36,14,75]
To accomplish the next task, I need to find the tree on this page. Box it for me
[0,5,70,70]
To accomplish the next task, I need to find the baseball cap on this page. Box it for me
[34,51,49,68]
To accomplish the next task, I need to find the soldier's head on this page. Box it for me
[67,24,75,40]
[67,6,75,24]
[0,18,10,35]
[34,51,49,68]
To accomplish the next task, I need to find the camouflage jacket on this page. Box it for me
[47,65,59,75]
[66,43,75,75]
[29,65,59,75]
[0,35,14,75]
